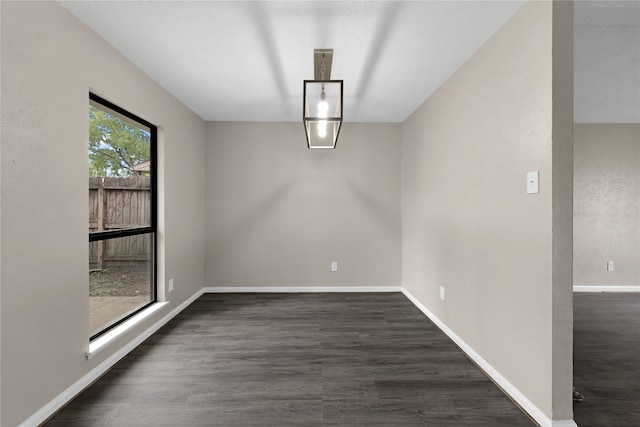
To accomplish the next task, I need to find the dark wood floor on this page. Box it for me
[573,292,640,427]
[45,293,534,426]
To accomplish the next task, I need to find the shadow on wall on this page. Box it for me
[346,181,398,233]
[218,181,296,243]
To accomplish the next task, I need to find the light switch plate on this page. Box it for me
[527,171,539,194]
[331,262,338,272]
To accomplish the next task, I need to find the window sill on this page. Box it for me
[86,301,169,360]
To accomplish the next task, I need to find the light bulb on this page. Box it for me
[318,99,329,113]
[317,87,328,138]
[317,120,327,138]
[318,89,329,114]
[317,103,327,138]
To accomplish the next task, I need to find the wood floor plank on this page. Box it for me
[573,292,640,427]
[45,293,534,426]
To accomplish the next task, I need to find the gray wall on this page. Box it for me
[401,1,573,421]
[1,2,206,425]
[205,122,401,287]
[1,1,576,425]
[574,124,640,286]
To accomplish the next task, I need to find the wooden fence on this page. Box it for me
[89,176,151,270]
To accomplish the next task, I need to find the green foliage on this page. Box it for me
[89,106,150,177]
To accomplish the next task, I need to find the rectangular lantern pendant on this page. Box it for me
[303,79,343,149]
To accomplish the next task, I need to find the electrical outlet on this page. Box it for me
[607,261,614,272]
[331,261,338,272]
[169,278,174,292]
[440,286,445,301]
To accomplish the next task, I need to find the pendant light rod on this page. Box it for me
[314,49,333,80]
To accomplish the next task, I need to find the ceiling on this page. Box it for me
[59,1,639,124]
[575,1,640,123]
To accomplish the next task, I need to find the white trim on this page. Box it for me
[401,288,577,427]
[86,301,169,359]
[19,288,204,427]
[22,285,578,427]
[203,286,402,293]
[573,285,640,293]
[552,421,580,427]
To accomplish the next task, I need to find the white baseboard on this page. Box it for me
[22,285,577,427]
[552,421,580,427]
[574,285,640,293]
[204,286,402,293]
[401,288,577,427]
[19,288,205,427]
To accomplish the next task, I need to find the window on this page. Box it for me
[88,93,157,340]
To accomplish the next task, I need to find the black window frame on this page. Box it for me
[89,93,158,341]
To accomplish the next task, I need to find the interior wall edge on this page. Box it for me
[550,0,575,420]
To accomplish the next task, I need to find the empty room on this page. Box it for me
[1,1,637,426]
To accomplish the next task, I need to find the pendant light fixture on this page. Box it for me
[303,49,343,149]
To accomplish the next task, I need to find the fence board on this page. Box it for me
[89,176,151,269]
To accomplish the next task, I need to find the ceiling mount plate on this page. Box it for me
[314,49,333,80]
